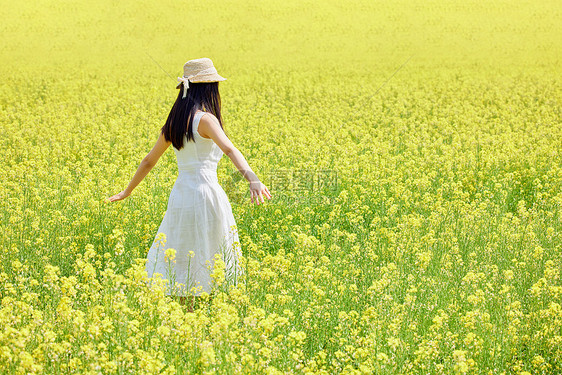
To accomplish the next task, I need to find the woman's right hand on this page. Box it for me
[249,180,272,205]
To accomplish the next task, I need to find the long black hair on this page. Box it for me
[160,81,227,150]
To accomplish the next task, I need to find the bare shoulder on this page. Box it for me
[200,112,220,125]
[199,112,222,138]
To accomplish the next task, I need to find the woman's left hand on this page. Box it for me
[106,190,130,203]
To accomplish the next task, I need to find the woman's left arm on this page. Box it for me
[106,132,172,203]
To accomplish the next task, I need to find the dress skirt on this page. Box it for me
[145,168,243,297]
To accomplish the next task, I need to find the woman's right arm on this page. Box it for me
[199,113,272,205]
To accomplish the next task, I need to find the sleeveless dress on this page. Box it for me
[145,110,243,297]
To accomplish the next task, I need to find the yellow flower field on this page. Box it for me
[1,0,561,373]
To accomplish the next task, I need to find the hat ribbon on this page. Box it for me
[177,66,219,99]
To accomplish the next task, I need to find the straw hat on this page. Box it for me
[176,58,226,98]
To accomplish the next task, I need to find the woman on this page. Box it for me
[106,58,272,311]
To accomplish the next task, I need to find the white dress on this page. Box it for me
[145,110,243,297]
